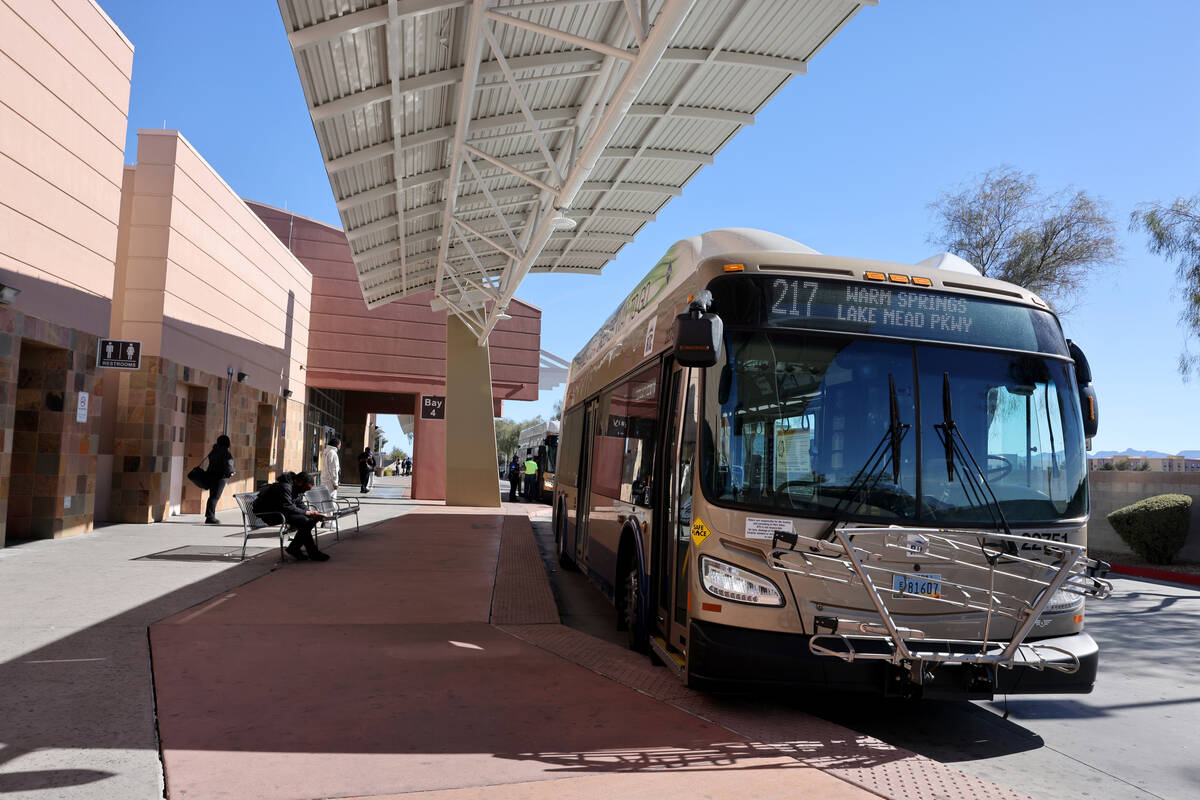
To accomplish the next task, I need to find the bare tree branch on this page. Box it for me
[928,166,1120,314]
[1131,195,1200,377]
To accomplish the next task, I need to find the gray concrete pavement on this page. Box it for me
[0,476,419,799]
[792,577,1200,800]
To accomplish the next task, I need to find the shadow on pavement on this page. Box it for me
[0,557,277,796]
[528,514,1049,767]
[794,695,1044,763]
[495,741,885,773]
[0,768,112,793]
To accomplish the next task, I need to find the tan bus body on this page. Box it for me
[553,229,1107,697]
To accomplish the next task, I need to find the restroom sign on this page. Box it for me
[420,395,446,420]
[98,339,141,369]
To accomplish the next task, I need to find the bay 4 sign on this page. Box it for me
[97,339,141,369]
[420,395,446,420]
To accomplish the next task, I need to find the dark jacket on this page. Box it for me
[358,452,376,474]
[205,445,235,480]
[253,478,306,519]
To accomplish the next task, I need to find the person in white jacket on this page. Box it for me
[321,437,341,500]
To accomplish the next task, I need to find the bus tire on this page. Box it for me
[621,562,648,653]
[555,507,575,570]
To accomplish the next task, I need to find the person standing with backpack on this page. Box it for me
[203,435,236,524]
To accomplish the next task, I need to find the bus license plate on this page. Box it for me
[892,573,941,599]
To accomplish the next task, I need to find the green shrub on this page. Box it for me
[1107,494,1192,564]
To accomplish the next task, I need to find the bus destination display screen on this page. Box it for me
[746,276,1067,356]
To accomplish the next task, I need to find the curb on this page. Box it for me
[1109,563,1200,587]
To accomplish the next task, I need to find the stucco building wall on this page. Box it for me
[0,0,132,544]
[247,201,538,401]
[0,0,131,318]
[114,132,310,394]
[247,202,541,501]
[106,131,313,522]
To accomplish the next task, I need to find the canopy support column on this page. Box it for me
[445,315,501,507]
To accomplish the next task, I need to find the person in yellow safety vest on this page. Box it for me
[523,455,538,500]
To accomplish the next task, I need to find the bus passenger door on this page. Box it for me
[655,366,697,651]
[574,399,599,566]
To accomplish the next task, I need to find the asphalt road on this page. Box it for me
[527,511,1200,800]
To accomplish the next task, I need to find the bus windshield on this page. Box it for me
[701,330,1088,525]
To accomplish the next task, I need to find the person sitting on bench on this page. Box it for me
[254,471,329,562]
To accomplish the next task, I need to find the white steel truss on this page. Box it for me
[278,0,877,343]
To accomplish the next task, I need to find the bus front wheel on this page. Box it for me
[621,563,647,653]
[555,509,575,570]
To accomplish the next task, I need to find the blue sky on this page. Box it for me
[99,0,1199,455]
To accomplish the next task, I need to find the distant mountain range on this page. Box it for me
[1089,448,1200,458]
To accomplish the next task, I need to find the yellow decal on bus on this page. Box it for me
[690,517,711,546]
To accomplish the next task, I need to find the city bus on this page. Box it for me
[517,419,560,503]
[552,228,1111,698]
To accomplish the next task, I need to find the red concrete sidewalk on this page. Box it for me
[148,507,1025,800]
[148,508,871,799]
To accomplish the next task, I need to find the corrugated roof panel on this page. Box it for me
[278,0,874,330]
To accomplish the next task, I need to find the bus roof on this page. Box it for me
[565,228,1055,406]
[570,229,818,371]
[517,419,560,449]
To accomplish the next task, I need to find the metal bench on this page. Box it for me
[302,486,360,540]
[233,491,296,561]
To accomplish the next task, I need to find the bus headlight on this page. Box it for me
[1035,584,1086,614]
[700,556,784,607]
[543,478,554,490]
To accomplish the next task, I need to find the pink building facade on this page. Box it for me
[248,202,540,501]
[103,130,314,523]
[0,0,132,542]
[0,2,540,544]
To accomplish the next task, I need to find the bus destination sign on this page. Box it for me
[761,277,1062,354]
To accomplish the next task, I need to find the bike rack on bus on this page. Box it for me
[768,526,1113,686]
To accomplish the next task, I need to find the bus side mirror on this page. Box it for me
[674,292,723,368]
[1067,340,1099,438]
[1067,340,1092,383]
[1079,384,1099,439]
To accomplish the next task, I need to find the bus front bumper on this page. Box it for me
[687,620,1099,698]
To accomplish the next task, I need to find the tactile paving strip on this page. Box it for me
[495,517,1033,800]
[490,513,559,625]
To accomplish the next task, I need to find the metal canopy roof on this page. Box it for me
[277,0,875,342]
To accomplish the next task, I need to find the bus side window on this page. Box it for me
[592,389,626,501]
[559,405,585,486]
[619,365,659,507]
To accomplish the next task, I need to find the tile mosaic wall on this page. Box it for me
[278,397,307,480]
[0,308,101,545]
[108,358,306,523]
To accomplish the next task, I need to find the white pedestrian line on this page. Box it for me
[174,593,236,624]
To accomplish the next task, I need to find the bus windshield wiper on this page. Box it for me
[934,372,1014,542]
[814,374,911,540]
